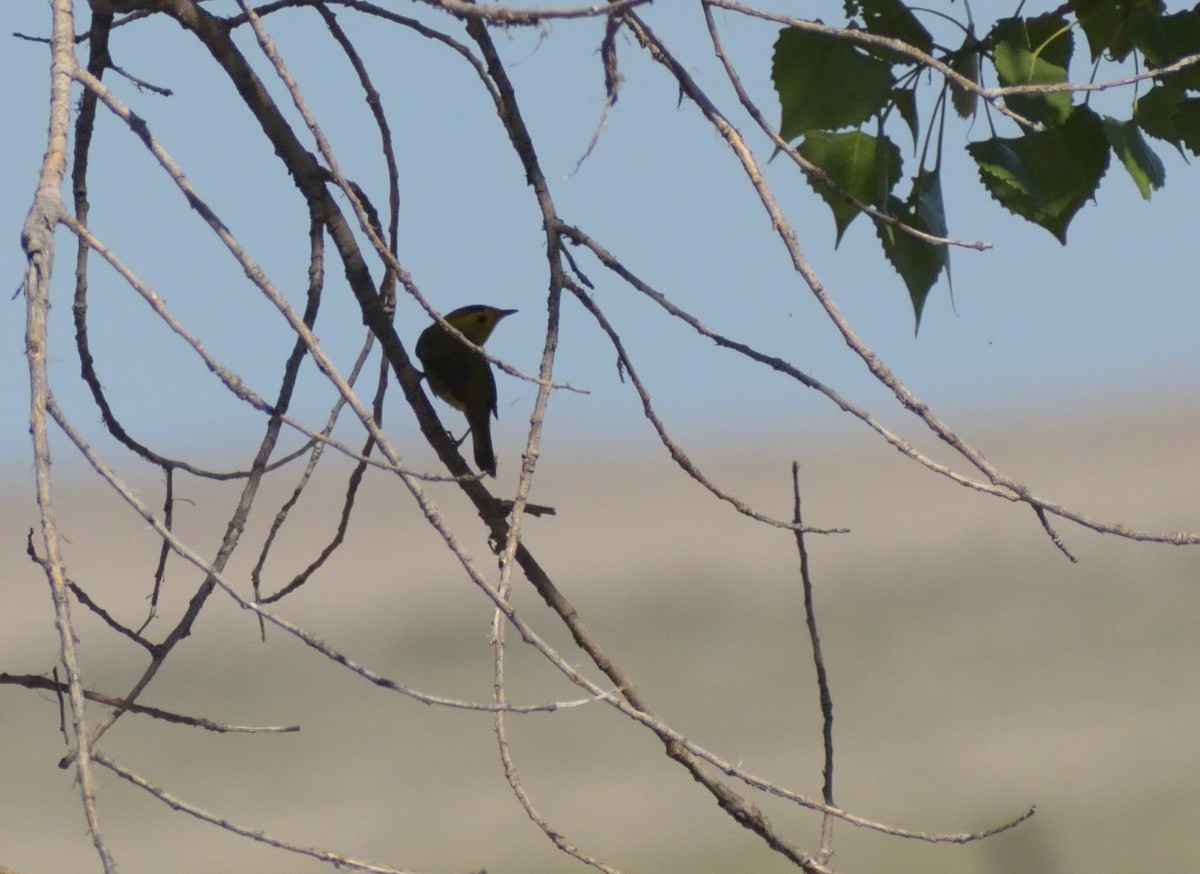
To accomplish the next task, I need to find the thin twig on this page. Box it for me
[257,337,381,605]
[0,674,300,733]
[567,280,847,534]
[571,11,623,173]
[108,61,173,94]
[26,527,156,650]
[92,753,422,874]
[460,0,566,612]
[231,0,648,27]
[494,705,624,873]
[792,464,836,864]
[417,0,648,24]
[140,466,175,629]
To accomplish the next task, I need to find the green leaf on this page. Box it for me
[797,131,902,244]
[1070,0,1125,62]
[877,168,949,332]
[967,106,1110,243]
[891,87,919,148]
[773,27,896,141]
[1129,7,1200,89]
[1174,98,1200,156]
[1102,115,1165,200]
[992,14,1074,126]
[949,41,982,119]
[859,0,934,56]
[1135,82,1186,152]
[1136,84,1200,157]
[1070,0,1165,62]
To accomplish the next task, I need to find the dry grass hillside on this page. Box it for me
[2,402,1198,874]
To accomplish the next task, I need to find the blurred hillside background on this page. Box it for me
[4,401,1199,873]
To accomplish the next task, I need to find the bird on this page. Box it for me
[415,304,517,476]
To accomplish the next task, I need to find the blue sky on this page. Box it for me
[3,1,1198,477]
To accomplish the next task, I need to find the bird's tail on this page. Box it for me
[467,407,497,476]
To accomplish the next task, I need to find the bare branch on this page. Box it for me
[414,0,649,24]
[234,0,649,27]
[20,0,116,867]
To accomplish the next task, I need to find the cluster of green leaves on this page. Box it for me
[771,0,1200,328]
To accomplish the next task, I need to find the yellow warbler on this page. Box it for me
[415,305,516,476]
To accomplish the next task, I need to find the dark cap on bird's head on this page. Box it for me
[440,305,517,344]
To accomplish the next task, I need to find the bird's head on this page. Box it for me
[443,305,517,345]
